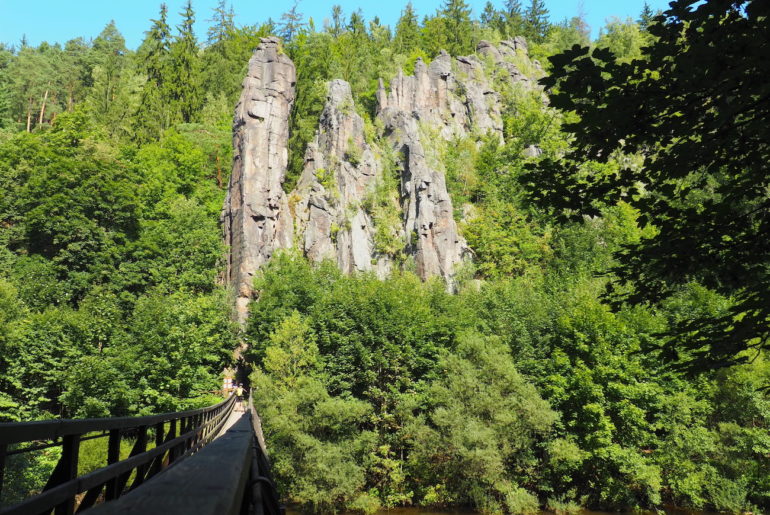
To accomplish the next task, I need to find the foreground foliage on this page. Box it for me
[524,0,770,372]
[249,253,770,513]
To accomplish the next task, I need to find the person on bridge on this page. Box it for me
[235,383,244,410]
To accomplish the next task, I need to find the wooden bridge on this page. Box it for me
[0,393,282,515]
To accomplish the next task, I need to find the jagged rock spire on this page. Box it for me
[223,38,542,308]
[222,37,296,324]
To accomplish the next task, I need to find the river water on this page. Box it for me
[288,507,717,515]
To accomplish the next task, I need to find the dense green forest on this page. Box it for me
[1,0,768,512]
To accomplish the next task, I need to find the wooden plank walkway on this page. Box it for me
[85,410,253,515]
[217,398,248,436]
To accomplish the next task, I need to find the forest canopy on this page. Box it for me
[1,0,768,512]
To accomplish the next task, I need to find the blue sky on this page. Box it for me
[0,0,672,49]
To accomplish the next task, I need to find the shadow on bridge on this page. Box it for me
[0,393,282,515]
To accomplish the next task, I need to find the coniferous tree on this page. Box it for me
[505,0,525,36]
[87,21,128,114]
[573,1,591,42]
[169,1,202,123]
[348,10,366,35]
[279,1,305,42]
[440,0,474,56]
[0,79,11,130]
[330,5,344,37]
[638,1,655,30]
[135,3,172,141]
[523,0,549,42]
[61,38,90,111]
[394,2,420,54]
[480,2,505,33]
[207,0,235,48]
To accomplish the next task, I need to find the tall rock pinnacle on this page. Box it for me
[222,37,296,324]
[293,80,392,277]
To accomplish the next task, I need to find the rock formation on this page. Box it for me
[221,37,296,324]
[293,80,392,277]
[376,49,504,140]
[223,38,542,316]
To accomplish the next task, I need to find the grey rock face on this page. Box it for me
[477,39,533,86]
[222,37,296,324]
[377,50,503,139]
[293,80,392,276]
[372,39,540,285]
[379,109,470,285]
[223,38,544,309]
[376,55,482,285]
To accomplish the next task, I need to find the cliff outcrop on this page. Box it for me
[221,37,296,323]
[223,38,541,318]
[293,80,390,276]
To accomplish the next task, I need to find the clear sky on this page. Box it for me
[0,0,672,49]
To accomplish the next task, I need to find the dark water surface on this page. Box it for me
[287,507,718,515]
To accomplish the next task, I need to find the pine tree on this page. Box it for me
[207,0,235,48]
[86,21,130,133]
[169,1,202,123]
[348,10,366,35]
[141,5,171,88]
[0,77,11,129]
[523,0,549,43]
[504,0,524,36]
[61,38,90,111]
[440,0,473,56]
[480,2,504,33]
[278,1,305,42]
[135,3,172,141]
[394,2,420,54]
[330,5,344,37]
[638,1,655,30]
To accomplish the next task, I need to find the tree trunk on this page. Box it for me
[26,109,31,133]
[216,154,223,189]
[38,88,49,125]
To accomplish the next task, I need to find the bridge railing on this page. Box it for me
[247,392,282,515]
[0,394,236,515]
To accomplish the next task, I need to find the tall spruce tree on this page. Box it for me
[207,0,235,47]
[480,2,505,33]
[524,0,549,42]
[505,0,525,36]
[638,1,655,30]
[0,78,11,130]
[279,1,305,42]
[169,0,202,123]
[394,2,420,54]
[440,0,474,56]
[330,5,344,37]
[134,4,172,142]
[348,10,366,35]
[88,21,128,115]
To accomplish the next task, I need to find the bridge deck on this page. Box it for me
[218,399,248,436]
[85,411,253,514]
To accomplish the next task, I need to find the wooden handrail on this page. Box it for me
[0,396,233,445]
[74,392,283,515]
[0,395,236,515]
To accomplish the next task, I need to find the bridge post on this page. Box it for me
[0,443,6,503]
[130,426,149,490]
[50,433,80,515]
[166,419,177,465]
[105,429,121,500]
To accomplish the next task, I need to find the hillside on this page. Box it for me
[1,0,769,512]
